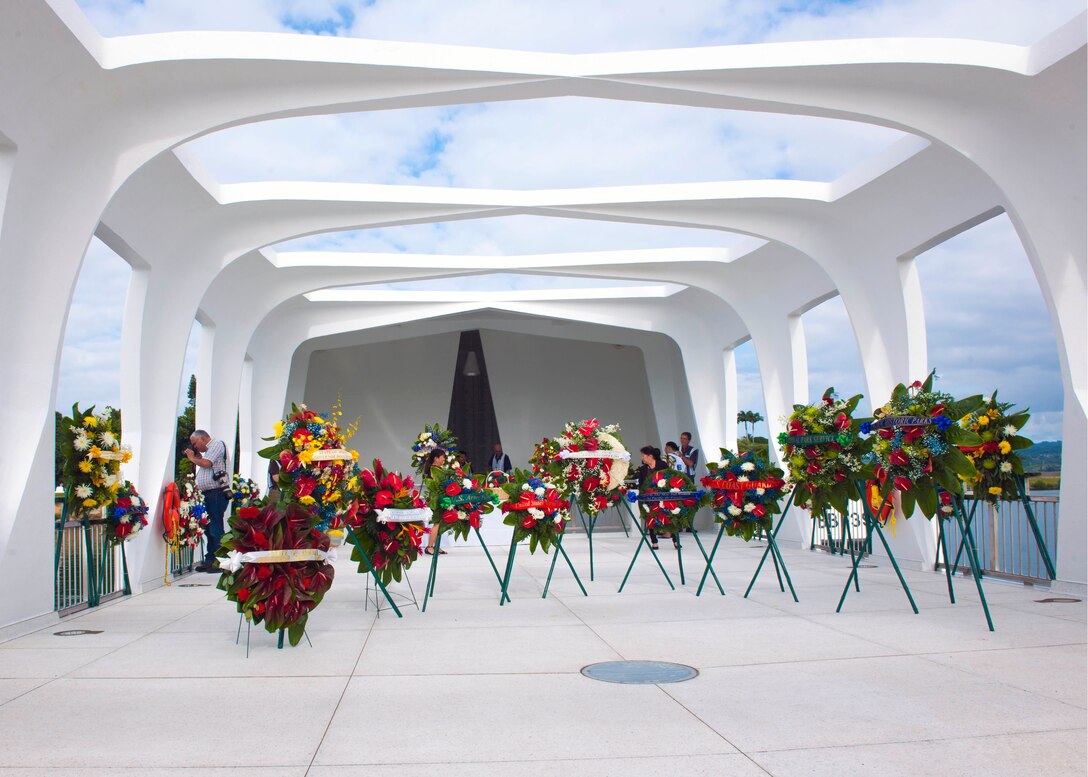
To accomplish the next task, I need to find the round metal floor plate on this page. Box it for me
[581,660,698,684]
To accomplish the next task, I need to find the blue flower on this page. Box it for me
[859,421,871,435]
[935,416,952,430]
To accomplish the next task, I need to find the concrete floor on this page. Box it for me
[0,533,1084,776]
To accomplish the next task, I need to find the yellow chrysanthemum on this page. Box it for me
[976,415,989,427]
[347,476,358,491]
[309,439,323,451]
[299,495,316,505]
[987,409,999,419]
[313,417,326,425]
[350,450,359,462]
[122,451,133,463]
[78,460,93,473]
[325,491,341,503]
[273,420,285,437]
[82,498,97,507]
[988,486,1003,496]
[83,415,98,428]
[297,449,315,465]
[88,445,102,459]
[998,441,1012,455]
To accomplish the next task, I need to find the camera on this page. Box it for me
[213,469,227,484]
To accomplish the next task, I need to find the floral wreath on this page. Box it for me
[410,423,459,476]
[779,388,873,517]
[702,449,788,541]
[957,393,1032,504]
[552,419,629,517]
[216,502,335,647]
[500,470,572,554]
[425,466,498,541]
[348,459,429,585]
[231,474,262,509]
[175,476,208,548]
[57,403,132,519]
[106,481,149,544]
[631,468,706,532]
[259,402,363,532]
[864,371,983,519]
[529,437,561,477]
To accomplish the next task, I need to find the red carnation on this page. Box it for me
[253,602,265,615]
[117,496,132,509]
[239,506,260,520]
[257,567,271,580]
[237,588,251,602]
[251,530,269,549]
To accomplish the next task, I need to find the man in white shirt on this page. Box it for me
[679,432,699,477]
[488,442,512,474]
[184,430,230,572]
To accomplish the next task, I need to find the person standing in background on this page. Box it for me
[679,432,700,477]
[185,430,230,572]
[488,442,512,473]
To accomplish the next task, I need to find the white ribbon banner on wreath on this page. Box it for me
[97,451,126,461]
[310,448,355,462]
[558,449,630,461]
[376,507,432,524]
[218,547,337,574]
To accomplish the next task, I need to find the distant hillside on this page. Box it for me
[1020,440,1062,473]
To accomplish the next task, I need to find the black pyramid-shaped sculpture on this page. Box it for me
[447,330,501,472]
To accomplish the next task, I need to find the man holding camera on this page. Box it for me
[185,430,230,573]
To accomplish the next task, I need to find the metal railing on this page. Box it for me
[169,540,202,577]
[811,499,871,557]
[941,495,1059,584]
[54,518,129,613]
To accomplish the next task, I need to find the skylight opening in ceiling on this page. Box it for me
[271,214,756,255]
[178,99,906,189]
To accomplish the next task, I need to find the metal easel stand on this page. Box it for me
[345,527,402,618]
[934,491,994,631]
[423,526,511,612]
[365,568,419,617]
[498,528,587,606]
[947,475,1056,582]
[742,491,798,602]
[236,613,312,657]
[836,481,919,615]
[617,499,675,593]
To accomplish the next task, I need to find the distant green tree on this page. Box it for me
[738,435,771,463]
[175,375,196,480]
[737,410,765,442]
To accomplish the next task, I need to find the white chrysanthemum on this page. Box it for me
[1003,425,1017,436]
[940,505,954,514]
[1000,462,1013,473]
[74,484,92,498]
[756,488,766,496]
[743,503,755,513]
[94,411,110,425]
[105,473,119,488]
[670,488,681,494]
[462,478,472,488]
[99,431,116,448]
[737,475,750,482]
[727,504,743,517]
[670,508,680,515]
[521,483,531,491]
[72,433,90,451]
[119,515,130,524]
[534,487,546,497]
[741,462,756,472]
[528,508,545,520]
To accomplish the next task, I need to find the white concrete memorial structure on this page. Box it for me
[0,0,1084,629]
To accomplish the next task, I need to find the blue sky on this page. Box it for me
[60,0,1081,438]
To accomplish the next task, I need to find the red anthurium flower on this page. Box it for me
[893,475,913,492]
[930,404,945,417]
[878,429,895,440]
[834,472,847,482]
[582,476,601,492]
[806,462,821,475]
[586,458,599,469]
[834,413,850,431]
[752,504,766,517]
[375,490,394,508]
[442,509,459,523]
[583,437,599,451]
[594,495,609,510]
[521,516,537,529]
[939,490,953,504]
[874,464,886,482]
[295,476,317,498]
[805,481,817,492]
[805,447,820,460]
[469,513,481,529]
[828,442,843,452]
[889,449,909,466]
[669,476,685,489]
[579,420,599,435]
[922,459,933,475]
[445,482,462,497]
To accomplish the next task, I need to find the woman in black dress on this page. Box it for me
[634,445,669,550]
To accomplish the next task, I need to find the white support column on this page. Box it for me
[722,347,739,453]
[194,316,216,434]
[237,356,256,484]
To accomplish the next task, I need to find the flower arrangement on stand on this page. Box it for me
[425,466,499,542]
[231,474,262,509]
[56,403,132,519]
[864,372,983,518]
[550,419,629,517]
[702,449,788,541]
[347,459,429,585]
[634,468,707,533]
[779,388,873,516]
[957,394,1033,505]
[410,423,459,476]
[216,502,335,647]
[499,470,571,554]
[258,403,363,531]
[106,481,149,544]
[176,476,208,549]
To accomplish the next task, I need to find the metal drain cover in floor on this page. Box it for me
[54,629,103,637]
[581,661,698,684]
[179,583,211,587]
[1036,597,1082,604]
